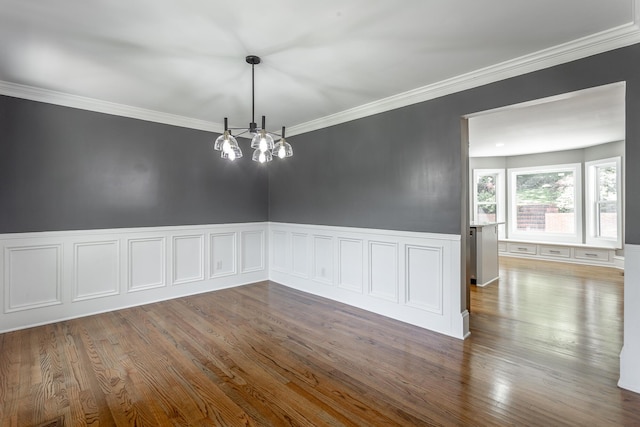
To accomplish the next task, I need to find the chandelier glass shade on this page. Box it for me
[213,55,292,163]
[273,126,293,159]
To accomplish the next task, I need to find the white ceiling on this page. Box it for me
[468,82,626,157]
[0,0,637,140]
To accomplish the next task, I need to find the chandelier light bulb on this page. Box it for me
[259,136,268,152]
[222,139,231,153]
[228,150,236,161]
[259,151,266,163]
[277,145,286,158]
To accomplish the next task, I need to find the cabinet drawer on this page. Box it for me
[508,243,537,255]
[574,248,610,262]
[540,245,570,258]
[498,242,507,252]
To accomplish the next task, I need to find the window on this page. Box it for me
[508,164,582,243]
[586,157,622,248]
[472,169,505,238]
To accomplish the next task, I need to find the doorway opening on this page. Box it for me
[462,81,626,317]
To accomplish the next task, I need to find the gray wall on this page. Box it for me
[0,96,268,233]
[3,45,640,243]
[270,44,640,244]
[269,98,464,234]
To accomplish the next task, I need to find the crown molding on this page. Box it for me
[1,17,639,138]
[286,21,640,137]
[0,81,225,134]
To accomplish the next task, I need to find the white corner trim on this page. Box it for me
[285,22,640,137]
[619,243,640,394]
[0,81,225,134]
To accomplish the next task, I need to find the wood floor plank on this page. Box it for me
[2,257,640,425]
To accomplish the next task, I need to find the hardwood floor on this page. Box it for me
[1,257,639,426]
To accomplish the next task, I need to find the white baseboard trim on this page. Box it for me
[268,222,468,339]
[619,244,640,394]
[613,255,625,270]
[0,223,269,333]
[476,276,499,287]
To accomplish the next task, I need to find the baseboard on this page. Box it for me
[476,276,499,287]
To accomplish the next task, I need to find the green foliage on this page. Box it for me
[476,174,497,215]
[516,171,574,212]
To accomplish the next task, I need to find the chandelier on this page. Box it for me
[213,55,293,163]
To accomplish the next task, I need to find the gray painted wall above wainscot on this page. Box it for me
[0,96,268,233]
[269,43,640,244]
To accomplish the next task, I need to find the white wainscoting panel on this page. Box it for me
[291,233,308,277]
[0,223,268,333]
[210,232,236,278]
[271,231,287,272]
[4,244,62,312]
[172,234,204,285]
[338,238,364,293]
[74,240,120,301]
[128,237,166,292]
[1,222,467,339]
[406,245,443,314]
[369,241,399,302]
[269,222,467,339]
[313,235,334,285]
[241,230,265,273]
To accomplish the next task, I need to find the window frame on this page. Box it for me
[585,156,622,248]
[472,168,505,239]
[507,163,582,244]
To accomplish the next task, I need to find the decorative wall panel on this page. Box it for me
[172,235,204,285]
[313,235,334,285]
[268,222,465,339]
[405,245,443,314]
[210,232,236,278]
[241,231,264,273]
[5,245,62,312]
[291,233,308,277]
[368,241,398,302]
[74,241,120,301]
[128,237,166,292]
[0,223,269,333]
[338,238,364,293]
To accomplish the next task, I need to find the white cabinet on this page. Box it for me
[539,245,571,258]
[470,223,500,287]
[508,242,537,255]
[574,248,610,262]
[499,240,617,267]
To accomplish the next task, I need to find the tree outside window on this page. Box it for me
[476,174,497,223]
[515,171,575,234]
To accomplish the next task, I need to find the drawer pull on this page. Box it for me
[517,247,528,251]
[585,253,599,257]
[549,250,561,254]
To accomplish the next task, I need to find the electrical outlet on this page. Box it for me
[216,261,222,270]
